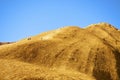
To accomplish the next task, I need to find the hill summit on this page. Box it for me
[0,23,120,80]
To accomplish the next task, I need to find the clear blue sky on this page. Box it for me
[0,0,120,42]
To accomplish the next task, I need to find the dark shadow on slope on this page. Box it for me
[113,50,120,80]
[93,69,112,80]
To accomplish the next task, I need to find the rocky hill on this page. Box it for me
[0,23,120,80]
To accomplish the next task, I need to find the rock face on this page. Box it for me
[0,23,120,80]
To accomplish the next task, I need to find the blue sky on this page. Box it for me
[0,0,120,42]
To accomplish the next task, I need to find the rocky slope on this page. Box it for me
[0,23,120,80]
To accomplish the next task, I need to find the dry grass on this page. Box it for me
[0,23,120,80]
[0,59,95,80]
